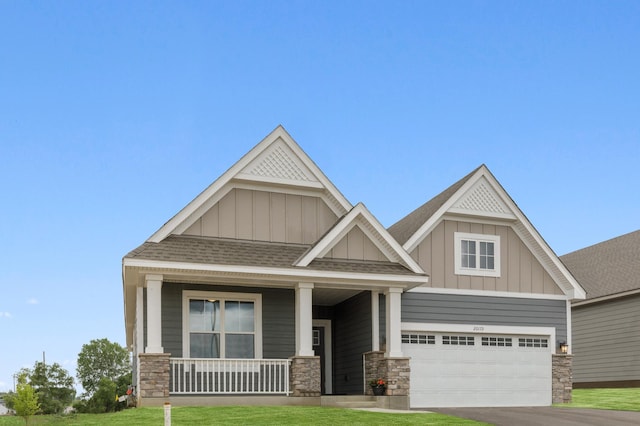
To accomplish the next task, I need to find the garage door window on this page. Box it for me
[518,337,548,348]
[402,334,435,344]
[481,336,512,347]
[442,335,475,345]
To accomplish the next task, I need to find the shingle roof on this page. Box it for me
[125,235,418,276]
[388,166,482,245]
[560,230,640,300]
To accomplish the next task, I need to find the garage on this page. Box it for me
[402,325,553,408]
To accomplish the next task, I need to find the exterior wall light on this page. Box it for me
[558,341,568,354]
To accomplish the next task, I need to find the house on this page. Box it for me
[122,126,585,409]
[560,230,640,388]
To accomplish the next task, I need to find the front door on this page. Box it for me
[312,320,332,394]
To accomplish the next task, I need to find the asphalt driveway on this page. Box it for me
[431,407,640,426]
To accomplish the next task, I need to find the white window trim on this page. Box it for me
[454,232,501,277]
[182,290,263,359]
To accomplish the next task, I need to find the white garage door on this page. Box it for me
[403,331,552,408]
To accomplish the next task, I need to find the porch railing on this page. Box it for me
[169,358,291,395]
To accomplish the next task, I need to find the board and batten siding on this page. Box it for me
[402,292,567,342]
[333,291,372,395]
[324,225,387,262]
[182,188,338,244]
[572,295,640,384]
[159,283,295,359]
[410,220,563,295]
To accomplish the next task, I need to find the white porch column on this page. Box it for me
[385,287,403,358]
[295,282,315,356]
[371,290,380,351]
[145,274,164,353]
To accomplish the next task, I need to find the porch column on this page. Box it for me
[145,274,164,353]
[295,282,314,356]
[385,287,403,358]
[371,290,380,351]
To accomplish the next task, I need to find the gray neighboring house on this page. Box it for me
[561,230,640,388]
[122,126,585,409]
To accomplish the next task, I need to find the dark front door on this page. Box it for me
[313,326,326,394]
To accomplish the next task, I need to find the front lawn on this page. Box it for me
[0,406,486,425]
[562,388,640,411]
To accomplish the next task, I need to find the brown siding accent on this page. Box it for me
[182,189,338,243]
[410,219,564,295]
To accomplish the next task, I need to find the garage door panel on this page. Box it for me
[404,331,552,408]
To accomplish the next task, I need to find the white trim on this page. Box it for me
[181,290,263,359]
[407,285,568,301]
[454,232,501,278]
[145,275,164,353]
[295,282,314,356]
[295,203,424,274]
[565,299,572,354]
[385,287,404,358]
[371,291,380,351]
[123,259,429,285]
[572,288,640,307]
[313,319,333,394]
[401,322,556,345]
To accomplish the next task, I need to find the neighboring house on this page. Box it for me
[561,230,640,388]
[122,126,585,409]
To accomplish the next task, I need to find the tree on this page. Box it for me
[76,338,131,397]
[28,362,75,414]
[5,364,74,416]
[13,382,40,424]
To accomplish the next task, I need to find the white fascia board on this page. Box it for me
[148,126,352,243]
[122,258,429,286]
[407,285,568,301]
[572,288,640,307]
[401,322,556,341]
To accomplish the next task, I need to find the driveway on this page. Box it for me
[431,407,640,426]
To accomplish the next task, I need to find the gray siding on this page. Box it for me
[161,283,295,359]
[333,291,372,395]
[402,292,567,342]
[573,295,640,383]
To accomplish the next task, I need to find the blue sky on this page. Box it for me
[1,1,638,392]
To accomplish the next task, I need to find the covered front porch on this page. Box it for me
[133,273,420,407]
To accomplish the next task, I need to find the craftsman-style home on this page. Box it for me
[122,126,585,408]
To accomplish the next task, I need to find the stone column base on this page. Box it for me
[552,354,573,403]
[138,353,170,406]
[289,356,321,397]
[364,351,410,397]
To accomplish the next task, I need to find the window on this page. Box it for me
[518,337,548,348]
[402,333,435,345]
[454,232,501,277]
[481,336,512,347]
[442,335,475,346]
[183,291,262,359]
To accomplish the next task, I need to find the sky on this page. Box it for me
[1,0,639,393]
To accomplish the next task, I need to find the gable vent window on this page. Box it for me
[518,338,548,348]
[442,335,475,346]
[482,336,513,347]
[402,334,435,345]
[454,232,501,277]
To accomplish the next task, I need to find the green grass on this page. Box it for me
[0,406,486,425]
[560,388,640,411]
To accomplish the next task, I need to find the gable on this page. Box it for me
[391,164,585,300]
[183,188,338,244]
[148,126,352,243]
[323,224,387,262]
[410,219,564,296]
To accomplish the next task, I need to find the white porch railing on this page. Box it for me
[169,358,291,395]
